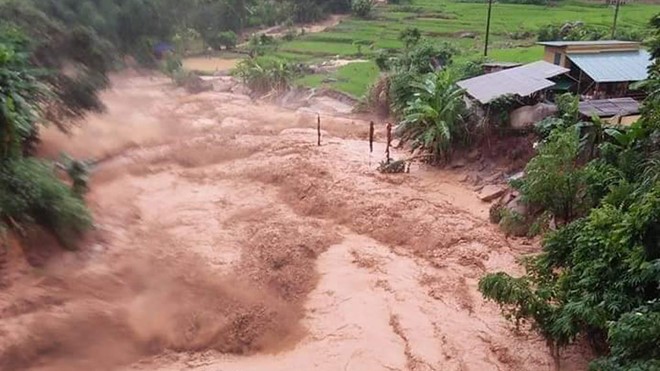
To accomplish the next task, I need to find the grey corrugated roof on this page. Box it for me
[457,61,569,104]
[482,62,522,67]
[538,40,639,47]
[567,50,651,82]
[578,97,640,117]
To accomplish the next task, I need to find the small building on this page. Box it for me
[578,97,641,126]
[457,61,569,104]
[539,40,652,99]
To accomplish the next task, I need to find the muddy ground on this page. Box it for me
[0,71,590,371]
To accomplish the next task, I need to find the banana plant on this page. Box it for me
[396,69,467,163]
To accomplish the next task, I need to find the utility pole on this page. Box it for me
[484,0,493,57]
[611,0,621,39]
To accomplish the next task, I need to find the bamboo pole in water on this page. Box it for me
[317,114,321,146]
[385,122,392,164]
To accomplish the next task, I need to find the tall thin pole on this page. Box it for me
[385,122,392,164]
[317,114,321,146]
[611,0,621,39]
[484,0,493,57]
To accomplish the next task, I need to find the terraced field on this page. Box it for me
[277,0,657,96]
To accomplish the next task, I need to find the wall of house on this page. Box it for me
[564,43,639,54]
[544,46,570,67]
[606,115,640,126]
[543,42,640,68]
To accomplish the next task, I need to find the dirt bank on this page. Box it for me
[1,71,590,371]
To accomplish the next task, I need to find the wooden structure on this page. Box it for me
[578,97,641,126]
[538,41,651,99]
[457,61,568,104]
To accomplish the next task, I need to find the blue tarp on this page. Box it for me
[153,42,174,54]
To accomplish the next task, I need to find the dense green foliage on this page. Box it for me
[514,128,589,222]
[1,0,353,67]
[0,28,44,158]
[0,0,111,128]
[372,40,461,116]
[396,70,468,163]
[0,25,93,247]
[538,21,647,42]
[480,14,660,369]
[0,159,92,247]
[399,27,422,49]
[235,57,296,94]
[351,0,373,18]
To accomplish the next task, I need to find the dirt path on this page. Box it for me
[256,14,346,39]
[1,71,590,371]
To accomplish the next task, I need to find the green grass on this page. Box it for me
[488,45,545,63]
[296,61,380,98]
[266,0,658,95]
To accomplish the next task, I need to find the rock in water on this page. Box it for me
[478,185,506,202]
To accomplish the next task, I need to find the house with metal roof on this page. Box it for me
[578,97,641,126]
[538,40,652,99]
[457,61,569,104]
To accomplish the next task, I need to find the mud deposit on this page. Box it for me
[0,71,589,371]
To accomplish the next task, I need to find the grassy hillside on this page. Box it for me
[280,0,657,97]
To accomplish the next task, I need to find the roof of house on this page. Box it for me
[578,97,640,118]
[457,61,569,104]
[482,62,523,68]
[538,40,640,47]
[567,50,651,83]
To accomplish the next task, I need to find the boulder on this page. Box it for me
[213,79,236,93]
[484,172,503,183]
[504,196,527,216]
[509,103,557,131]
[184,75,213,94]
[478,185,506,202]
[451,158,467,169]
[508,171,525,182]
[231,84,251,96]
[458,32,477,39]
[467,149,481,162]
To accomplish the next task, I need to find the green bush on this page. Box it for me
[498,208,528,237]
[351,0,373,18]
[396,41,457,74]
[208,31,237,50]
[163,54,183,75]
[0,159,92,248]
[1,27,93,248]
[374,49,393,71]
[538,22,608,42]
[396,70,468,163]
[514,127,589,222]
[451,56,487,80]
[234,57,295,94]
[399,27,421,49]
[379,40,459,116]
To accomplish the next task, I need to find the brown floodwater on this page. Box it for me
[1,71,591,371]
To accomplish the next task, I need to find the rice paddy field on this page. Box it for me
[277,0,658,97]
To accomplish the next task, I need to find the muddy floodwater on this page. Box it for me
[0,72,590,371]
